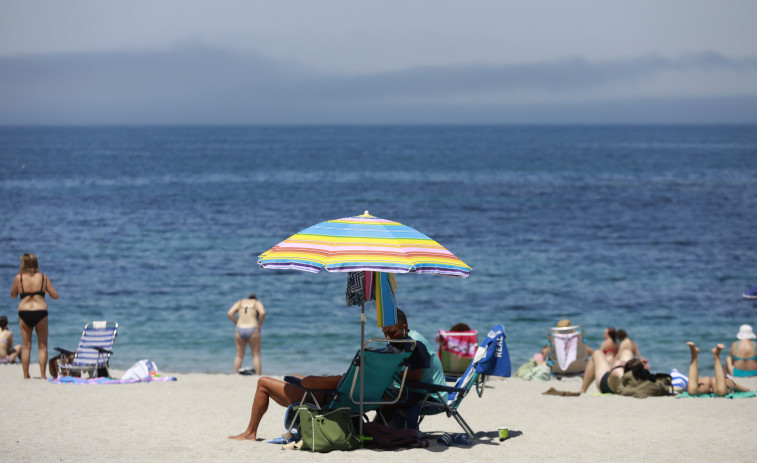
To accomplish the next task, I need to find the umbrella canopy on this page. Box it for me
[258,211,471,277]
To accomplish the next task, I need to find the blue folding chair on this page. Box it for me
[54,321,118,378]
[410,324,511,438]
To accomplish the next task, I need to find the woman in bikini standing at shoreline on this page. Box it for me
[227,293,266,375]
[9,253,58,379]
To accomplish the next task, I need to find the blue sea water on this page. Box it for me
[1,125,756,376]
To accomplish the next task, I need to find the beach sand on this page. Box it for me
[3,364,757,462]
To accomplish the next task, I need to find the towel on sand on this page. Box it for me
[676,391,755,399]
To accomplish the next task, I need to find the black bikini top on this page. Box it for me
[19,274,46,299]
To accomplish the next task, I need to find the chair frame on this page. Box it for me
[284,337,416,436]
[54,321,118,378]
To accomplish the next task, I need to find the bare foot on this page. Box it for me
[713,343,726,356]
[228,432,257,441]
[686,341,700,356]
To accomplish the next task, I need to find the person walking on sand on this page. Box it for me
[228,294,265,375]
[9,253,58,379]
[0,316,22,364]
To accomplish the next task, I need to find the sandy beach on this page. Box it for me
[3,364,757,462]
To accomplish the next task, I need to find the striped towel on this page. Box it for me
[670,368,688,392]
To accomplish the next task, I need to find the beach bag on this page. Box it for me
[294,405,360,452]
[121,359,159,381]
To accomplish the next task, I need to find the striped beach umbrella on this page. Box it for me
[257,211,471,277]
[258,211,470,431]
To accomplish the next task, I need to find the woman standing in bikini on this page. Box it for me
[227,293,266,375]
[9,253,58,379]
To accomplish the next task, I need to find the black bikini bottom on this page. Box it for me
[19,310,48,328]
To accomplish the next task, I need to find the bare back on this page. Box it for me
[232,299,262,328]
[731,340,757,371]
[12,272,57,311]
[0,329,12,357]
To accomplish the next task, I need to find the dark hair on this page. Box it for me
[450,323,471,332]
[607,328,616,340]
[616,329,628,341]
[0,316,7,330]
[624,358,652,381]
[248,294,257,299]
[396,308,408,327]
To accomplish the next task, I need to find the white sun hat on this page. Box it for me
[737,324,756,340]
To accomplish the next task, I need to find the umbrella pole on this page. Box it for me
[359,301,365,436]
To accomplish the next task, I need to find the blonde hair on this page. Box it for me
[19,253,39,275]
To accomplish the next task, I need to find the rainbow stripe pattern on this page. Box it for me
[258,212,471,277]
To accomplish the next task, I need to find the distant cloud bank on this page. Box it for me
[1,45,756,124]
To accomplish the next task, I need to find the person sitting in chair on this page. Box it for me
[228,308,440,441]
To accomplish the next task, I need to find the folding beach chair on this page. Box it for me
[435,329,478,377]
[546,325,589,379]
[284,338,415,434]
[411,324,511,438]
[54,321,118,378]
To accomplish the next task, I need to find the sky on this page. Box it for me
[1,1,756,124]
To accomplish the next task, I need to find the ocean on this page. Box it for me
[1,125,756,376]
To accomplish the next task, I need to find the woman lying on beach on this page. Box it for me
[579,343,636,394]
[686,342,749,397]
[725,324,757,378]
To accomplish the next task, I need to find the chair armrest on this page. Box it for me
[284,375,340,393]
[406,380,467,395]
[94,347,112,354]
[54,347,74,356]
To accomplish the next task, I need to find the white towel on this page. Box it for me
[553,333,579,371]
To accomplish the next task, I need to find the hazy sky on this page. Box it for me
[1,1,756,124]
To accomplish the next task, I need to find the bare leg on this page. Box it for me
[228,377,305,441]
[9,344,21,363]
[251,330,262,375]
[580,355,596,393]
[592,350,612,391]
[233,330,246,373]
[36,318,48,379]
[686,342,706,396]
[725,355,735,376]
[712,344,728,397]
[19,317,33,379]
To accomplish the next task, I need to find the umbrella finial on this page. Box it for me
[364,210,370,215]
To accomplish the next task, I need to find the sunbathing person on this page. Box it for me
[686,342,749,397]
[725,324,757,377]
[228,309,437,441]
[579,344,634,394]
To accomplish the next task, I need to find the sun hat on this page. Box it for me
[737,324,756,340]
[556,319,572,328]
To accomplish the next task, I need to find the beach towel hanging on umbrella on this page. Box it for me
[346,271,398,327]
